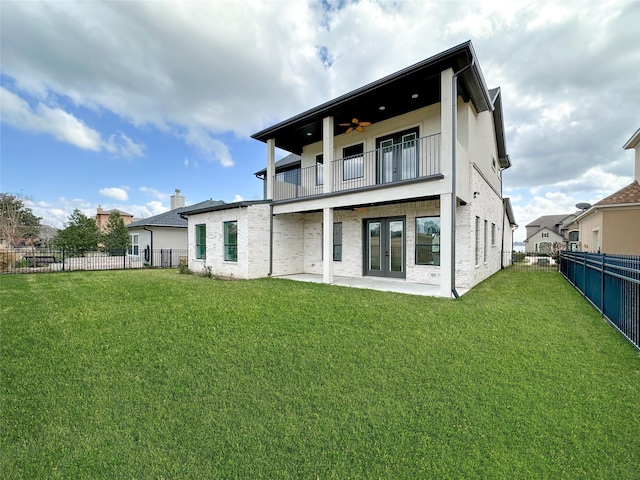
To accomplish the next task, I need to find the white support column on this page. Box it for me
[440,68,454,181]
[440,193,453,297]
[322,116,334,193]
[322,207,334,284]
[266,138,276,200]
[440,68,455,298]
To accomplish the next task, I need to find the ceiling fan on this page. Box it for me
[339,118,371,135]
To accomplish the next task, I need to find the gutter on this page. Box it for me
[143,226,153,266]
[450,55,475,299]
[268,203,274,276]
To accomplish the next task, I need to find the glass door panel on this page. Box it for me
[368,221,381,271]
[401,133,417,180]
[380,139,394,184]
[389,220,404,273]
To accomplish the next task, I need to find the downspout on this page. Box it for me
[143,226,153,266]
[268,203,274,276]
[450,56,475,299]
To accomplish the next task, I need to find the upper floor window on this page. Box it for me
[568,230,579,242]
[542,232,549,238]
[343,143,364,180]
[195,224,206,260]
[316,154,324,186]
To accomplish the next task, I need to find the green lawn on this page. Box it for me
[1,269,639,479]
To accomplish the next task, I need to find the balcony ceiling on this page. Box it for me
[252,40,492,155]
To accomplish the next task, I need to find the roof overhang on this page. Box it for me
[573,202,640,223]
[252,41,494,155]
[623,127,640,150]
[180,200,272,217]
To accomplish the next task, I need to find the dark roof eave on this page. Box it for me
[181,200,272,216]
[251,41,492,144]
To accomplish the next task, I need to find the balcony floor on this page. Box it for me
[273,273,468,298]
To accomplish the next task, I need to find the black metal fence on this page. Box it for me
[0,248,188,274]
[502,251,560,271]
[560,251,640,350]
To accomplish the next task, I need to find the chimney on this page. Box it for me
[97,205,103,214]
[171,189,185,210]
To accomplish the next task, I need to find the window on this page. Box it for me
[483,220,488,263]
[333,222,342,261]
[491,223,496,246]
[195,224,206,260]
[475,216,481,266]
[275,168,301,185]
[316,154,324,186]
[321,222,342,261]
[128,234,139,256]
[224,221,237,262]
[415,217,440,265]
[568,230,579,242]
[542,232,549,238]
[343,143,364,180]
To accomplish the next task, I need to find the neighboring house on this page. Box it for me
[95,206,134,232]
[185,41,515,297]
[127,190,225,266]
[523,214,578,253]
[570,128,640,255]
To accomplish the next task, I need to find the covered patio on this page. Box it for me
[274,273,469,297]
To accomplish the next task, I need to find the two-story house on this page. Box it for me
[183,41,515,297]
[523,214,578,253]
[569,127,640,255]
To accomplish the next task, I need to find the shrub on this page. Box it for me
[177,259,190,275]
[512,252,526,262]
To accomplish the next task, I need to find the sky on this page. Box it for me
[1,0,639,242]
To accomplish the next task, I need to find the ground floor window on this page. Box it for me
[484,220,488,263]
[475,216,481,266]
[128,234,139,256]
[333,222,342,261]
[415,216,440,265]
[224,221,238,262]
[196,224,206,259]
[321,222,342,261]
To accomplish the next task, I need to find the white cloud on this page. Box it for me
[1,86,102,151]
[104,132,145,158]
[139,187,171,201]
[232,194,243,202]
[182,128,233,167]
[99,187,129,202]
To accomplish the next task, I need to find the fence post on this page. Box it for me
[601,254,605,317]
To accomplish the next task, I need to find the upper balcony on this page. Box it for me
[273,133,441,202]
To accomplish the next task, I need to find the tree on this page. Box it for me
[53,209,101,253]
[102,211,130,253]
[0,193,42,247]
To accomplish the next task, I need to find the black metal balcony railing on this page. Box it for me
[273,133,441,201]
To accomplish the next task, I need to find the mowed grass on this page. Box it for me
[1,270,639,479]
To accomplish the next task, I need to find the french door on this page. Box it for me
[377,127,419,184]
[364,217,405,278]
